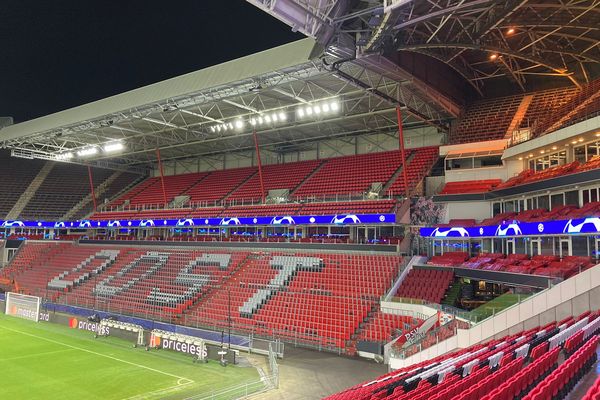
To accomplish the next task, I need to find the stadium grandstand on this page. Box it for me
[1,0,600,399]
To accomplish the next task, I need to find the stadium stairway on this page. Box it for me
[288,160,327,197]
[380,152,416,195]
[346,302,382,356]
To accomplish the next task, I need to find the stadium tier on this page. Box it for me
[227,159,322,202]
[326,312,600,400]
[395,268,454,304]
[426,253,594,280]
[19,163,113,220]
[2,242,404,351]
[95,148,436,215]
[448,79,600,144]
[0,151,45,218]
[291,150,407,198]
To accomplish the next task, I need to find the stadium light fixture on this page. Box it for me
[279,112,287,121]
[507,28,515,35]
[77,147,98,157]
[234,119,245,130]
[296,99,341,120]
[104,142,124,153]
[55,152,74,161]
[489,53,498,61]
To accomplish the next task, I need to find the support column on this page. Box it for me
[87,165,97,213]
[253,130,266,204]
[396,107,410,198]
[155,148,168,207]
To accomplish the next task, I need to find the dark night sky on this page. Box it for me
[0,1,304,123]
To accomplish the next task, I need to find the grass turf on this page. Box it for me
[0,313,263,400]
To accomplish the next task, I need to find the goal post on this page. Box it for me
[5,292,41,322]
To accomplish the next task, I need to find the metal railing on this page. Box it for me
[98,191,398,214]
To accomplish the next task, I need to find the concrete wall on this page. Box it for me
[389,263,600,370]
[442,201,492,223]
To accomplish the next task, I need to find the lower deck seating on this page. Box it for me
[395,268,454,304]
[4,242,404,352]
[326,311,600,400]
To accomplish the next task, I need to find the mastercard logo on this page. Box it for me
[150,335,161,347]
[10,305,17,315]
[69,318,79,328]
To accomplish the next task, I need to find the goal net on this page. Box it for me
[5,292,41,322]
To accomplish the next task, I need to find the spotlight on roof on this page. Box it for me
[56,152,74,161]
[104,142,124,153]
[258,116,264,125]
[210,126,216,133]
[507,28,515,35]
[297,108,305,118]
[271,113,278,122]
[278,112,287,121]
[489,53,498,61]
[264,115,272,123]
[330,101,340,111]
[250,118,257,126]
[234,119,244,130]
[77,147,98,157]
[305,106,313,116]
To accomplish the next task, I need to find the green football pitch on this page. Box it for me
[0,313,263,400]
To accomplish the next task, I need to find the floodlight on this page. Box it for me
[56,152,73,160]
[322,103,330,112]
[210,126,216,132]
[250,118,257,126]
[104,142,124,153]
[77,147,98,157]
[279,112,287,121]
[272,113,278,122]
[313,105,321,114]
[258,116,264,124]
[305,106,313,116]
[330,101,340,111]
[265,115,272,123]
[228,122,234,130]
[235,119,244,130]
[297,108,305,117]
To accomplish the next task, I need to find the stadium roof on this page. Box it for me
[252,0,600,94]
[0,37,455,171]
[3,0,598,172]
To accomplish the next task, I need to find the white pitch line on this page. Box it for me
[0,325,194,384]
[0,348,75,362]
[123,380,195,400]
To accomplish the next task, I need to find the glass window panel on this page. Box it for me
[565,191,579,206]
